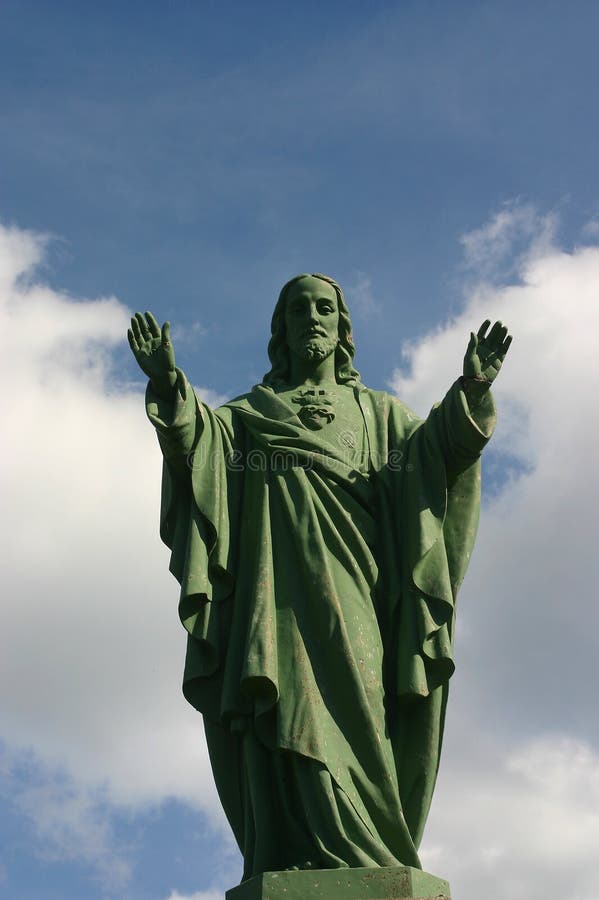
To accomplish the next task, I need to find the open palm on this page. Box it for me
[127,311,176,391]
[463,320,512,384]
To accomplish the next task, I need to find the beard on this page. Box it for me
[297,335,337,361]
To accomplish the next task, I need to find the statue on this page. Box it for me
[128,274,511,889]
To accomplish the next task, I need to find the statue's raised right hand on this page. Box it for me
[127,311,177,396]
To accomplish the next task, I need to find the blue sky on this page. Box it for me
[3,0,599,394]
[2,3,599,899]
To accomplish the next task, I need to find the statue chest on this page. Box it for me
[276,384,370,471]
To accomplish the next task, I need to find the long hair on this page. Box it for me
[263,273,360,386]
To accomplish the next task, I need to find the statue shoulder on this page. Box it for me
[211,390,256,430]
[219,390,255,410]
[216,384,286,426]
[220,383,273,411]
[359,385,420,426]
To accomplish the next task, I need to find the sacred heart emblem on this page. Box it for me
[291,388,336,431]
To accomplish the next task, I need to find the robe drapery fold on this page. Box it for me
[146,373,495,877]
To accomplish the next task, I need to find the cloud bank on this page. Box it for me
[0,222,233,891]
[392,207,599,899]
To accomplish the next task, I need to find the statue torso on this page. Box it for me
[273,382,369,472]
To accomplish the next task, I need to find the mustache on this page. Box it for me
[303,328,327,338]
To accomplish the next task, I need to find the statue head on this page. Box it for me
[263,273,360,386]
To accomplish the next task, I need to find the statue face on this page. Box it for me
[284,276,339,363]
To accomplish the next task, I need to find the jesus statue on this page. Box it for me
[128,273,511,884]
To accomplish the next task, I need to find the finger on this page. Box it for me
[161,320,171,346]
[135,312,151,339]
[486,321,504,345]
[146,311,161,338]
[466,332,478,357]
[130,315,143,343]
[127,328,139,352]
[477,320,491,340]
[502,334,513,355]
[495,323,508,347]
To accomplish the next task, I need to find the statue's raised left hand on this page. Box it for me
[127,311,177,398]
[463,320,512,384]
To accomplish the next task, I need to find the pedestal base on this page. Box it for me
[225,866,450,900]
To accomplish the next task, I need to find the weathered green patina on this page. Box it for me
[128,274,511,890]
[225,865,450,900]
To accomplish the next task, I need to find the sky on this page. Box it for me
[2,1,599,898]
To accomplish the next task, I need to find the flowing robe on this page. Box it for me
[146,374,495,878]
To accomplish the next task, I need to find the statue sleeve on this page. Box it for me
[394,378,497,699]
[389,381,496,844]
[145,373,239,700]
[431,377,496,475]
[145,368,204,473]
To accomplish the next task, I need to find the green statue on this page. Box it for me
[128,274,511,882]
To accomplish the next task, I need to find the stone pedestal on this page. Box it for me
[225,866,450,899]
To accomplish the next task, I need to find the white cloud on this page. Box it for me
[581,217,599,239]
[391,205,599,899]
[422,734,599,900]
[458,201,557,280]
[172,320,207,343]
[10,765,131,890]
[195,384,230,409]
[344,271,380,316]
[0,223,236,887]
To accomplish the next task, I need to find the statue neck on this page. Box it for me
[287,351,336,388]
